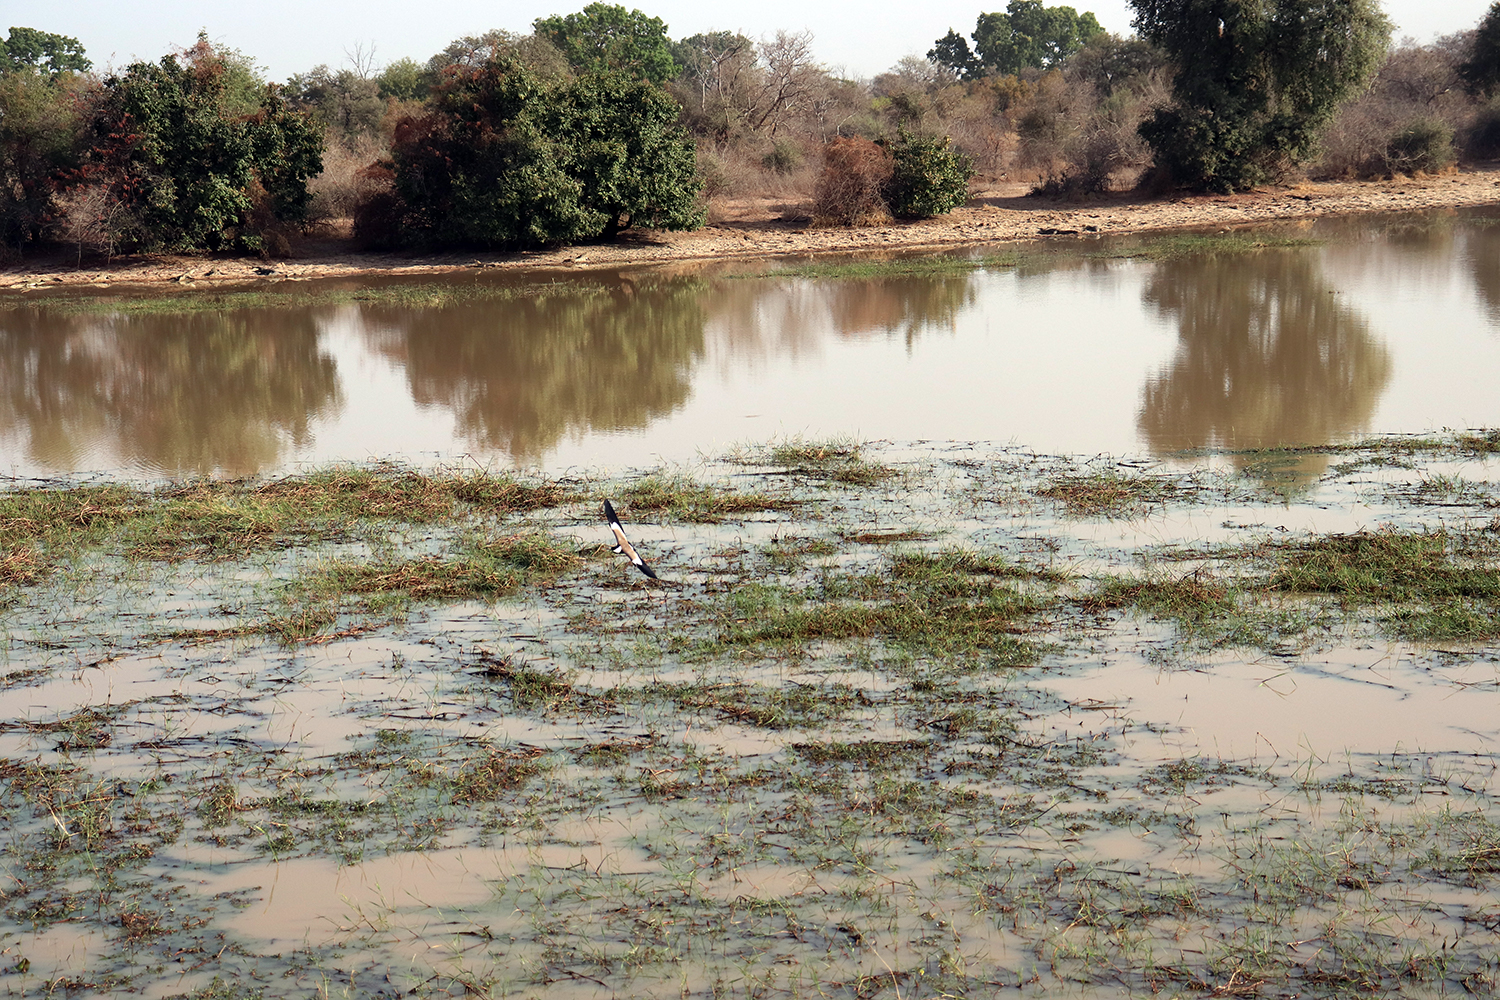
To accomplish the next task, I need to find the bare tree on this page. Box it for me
[345,41,378,80]
[748,31,820,136]
[54,183,127,266]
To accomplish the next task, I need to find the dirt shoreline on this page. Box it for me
[6,166,1500,289]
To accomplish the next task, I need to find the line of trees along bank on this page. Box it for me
[7,2,1500,261]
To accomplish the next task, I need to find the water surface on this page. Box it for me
[3,208,1499,479]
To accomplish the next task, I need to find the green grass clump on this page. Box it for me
[266,531,581,641]
[1035,470,1189,518]
[1096,232,1323,262]
[715,554,1046,662]
[1083,572,1236,620]
[891,547,1068,584]
[1457,428,1500,454]
[652,680,860,729]
[1267,528,1500,604]
[619,474,795,522]
[758,437,900,486]
[449,747,545,803]
[0,468,578,584]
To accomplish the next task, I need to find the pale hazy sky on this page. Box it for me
[5,0,1489,82]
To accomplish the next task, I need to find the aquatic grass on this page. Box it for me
[1265,528,1500,604]
[891,547,1070,584]
[1035,469,1191,518]
[1095,232,1324,262]
[6,441,1500,995]
[1082,572,1236,621]
[6,706,122,752]
[0,468,579,577]
[0,274,615,318]
[649,679,861,729]
[1383,473,1495,507]
[1457,428,1500,454]
[619,474,796,522]
[1388,600,1500,642]
[791,740,930,765]
[264,530,582,641]
[739,252,1020,281]
[745,436,902,486]
[449,746,546,803]
[717,565,1045,661]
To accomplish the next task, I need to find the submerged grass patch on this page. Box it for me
[740,252,1020,280]
[3,442,1500,997]
[0,466,578,580]
[618,473,796,522]
[268,531,581,641]
[1095,231,1325,261]
[711,551,1050,663]
[736,435,902,486]
[1036,468,1192,518]
[1266,527,1500,604]
[0,274,618,318]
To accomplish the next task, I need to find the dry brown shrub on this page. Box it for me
[51,183,128,265]
[309,134,388,221]
[813,137,894,227]
[1314,39,1471,178]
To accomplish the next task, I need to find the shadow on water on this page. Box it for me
[0,306,341,477]
[1137,246,1392,483]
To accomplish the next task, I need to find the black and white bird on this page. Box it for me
[603,499,658,579]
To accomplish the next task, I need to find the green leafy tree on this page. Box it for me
[376,57,428,100]
[82,36,323,252]
[427,30,571,78]
[385,57,701,248]
[927,30,980,79]
[930,1,1104,78]
[286,65,385,143]
[884,129,973,217]
[1460,2,1500,96]
[0,67,86,250]
[0,27,90,76]
[533,3,678,84]
[1131,0,1391,191]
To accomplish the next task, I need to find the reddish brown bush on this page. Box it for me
[813,137,893,226]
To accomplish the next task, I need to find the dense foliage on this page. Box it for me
[81,38,323,253]
[0,27,90,76]
[379,57,700,248]
[1130,0,1391,191]
[814,130,973,224]
[11,0,1500,257]
[931,2,1105,79]
[0,67,85,250]
[884,130,974,217]
[533,3,678,84]
[1460,2,1500,96]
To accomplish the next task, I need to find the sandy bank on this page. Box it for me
[6,166,1500,290]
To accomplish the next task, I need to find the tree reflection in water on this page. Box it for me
[359,274,708,461]
[1138,249,1391,480]
[0,306,341,476]
[360,268,978,461]
[1462,221,1500,324]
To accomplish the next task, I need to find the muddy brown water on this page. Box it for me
[3,208,1500,480]
[2,210,1500,997]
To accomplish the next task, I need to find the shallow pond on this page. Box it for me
[3,208,1500,480]
[2,213,1500,999]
